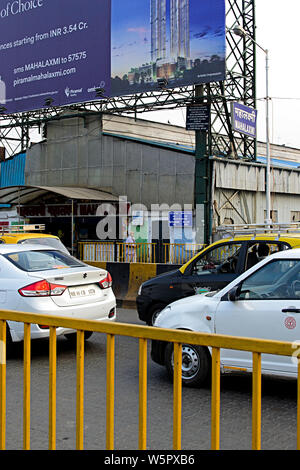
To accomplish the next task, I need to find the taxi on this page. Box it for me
[0,224,69,253]
[136,223,300,325]
[152,247,300,387]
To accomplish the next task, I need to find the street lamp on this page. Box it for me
[232,24,271,225]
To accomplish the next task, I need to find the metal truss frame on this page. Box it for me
[0,0,256,160]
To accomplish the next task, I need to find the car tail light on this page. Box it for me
[108,308,115,318]
[18,280,67,297]
[99,272,112,289]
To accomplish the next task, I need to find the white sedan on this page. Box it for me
[0,244,116,346]
[152,248,300,387]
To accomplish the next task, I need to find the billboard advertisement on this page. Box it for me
[0,0,111,113]
[0,0,226,113]
[111,0,226,97]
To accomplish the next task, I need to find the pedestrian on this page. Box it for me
[125,231,136,262]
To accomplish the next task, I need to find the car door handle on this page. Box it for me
[282,308,300,313]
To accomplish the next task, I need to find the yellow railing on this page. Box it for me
[0,309,299,450]
[163,243,205,264]
[78,241,204,264]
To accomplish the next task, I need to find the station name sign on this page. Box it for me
[231,102,257,138]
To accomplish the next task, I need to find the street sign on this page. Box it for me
[231,102,257,138]
[169,211,193,228]
[186,104,210,131]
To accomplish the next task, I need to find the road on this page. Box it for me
[4,308,299,450]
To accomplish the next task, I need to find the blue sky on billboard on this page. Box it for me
[111,0,226,96]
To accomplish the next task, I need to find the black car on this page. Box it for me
[136,237,292,325]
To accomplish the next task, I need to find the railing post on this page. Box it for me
[106,333,115,450]
[173,342,182,450]
[139,338,147,450]
[76,330,85,450]
[23,323,31,450]
[252,352,262,450]
[0,320,6,450]
[49,327,57,450]
[211,347,221,450]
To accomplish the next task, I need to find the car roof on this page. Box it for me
[0,244,62,254]
[0,233,59,241]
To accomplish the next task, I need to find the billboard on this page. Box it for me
[111,0,226,97]
[0,0,226,113]
[0,0,111,113]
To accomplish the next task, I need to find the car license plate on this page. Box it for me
[68,286,96,298]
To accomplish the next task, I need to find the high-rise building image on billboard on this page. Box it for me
[111,0,226,97]
[170,0,190,61]
[151,0,167,62]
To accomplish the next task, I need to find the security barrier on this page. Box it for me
[0,309,299,450]
[83,261,180,306]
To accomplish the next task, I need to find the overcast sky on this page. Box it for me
[142,0,300,150]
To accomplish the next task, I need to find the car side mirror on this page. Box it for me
[227,285,241,302]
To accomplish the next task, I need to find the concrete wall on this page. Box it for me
[25,112,195,207]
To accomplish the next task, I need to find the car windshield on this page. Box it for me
[3,250,85,272]
[19,237,69,253]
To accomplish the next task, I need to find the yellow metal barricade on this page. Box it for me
[0,309,299,450]
[78,241,204,264]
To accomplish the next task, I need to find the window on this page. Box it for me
[193,243,242,274]
[244,242,286,270]
[238,259,300,300]
[19,237,68,253]
[3,250,85,272]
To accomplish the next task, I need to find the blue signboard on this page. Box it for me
[231,102,258,138]
[0,0,111,113]
[169,211,193,228]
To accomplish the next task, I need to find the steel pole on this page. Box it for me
[265,49,271,225]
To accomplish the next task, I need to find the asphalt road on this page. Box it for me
[4,308,299,450]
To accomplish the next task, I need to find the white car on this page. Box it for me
[0,244,116,347]
[152,248,300,387]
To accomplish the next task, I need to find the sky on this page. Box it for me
[140,0,300,150]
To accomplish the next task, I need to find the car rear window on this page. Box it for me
[3,250,85,272]
[18,237,69,253]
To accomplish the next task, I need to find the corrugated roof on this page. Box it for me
[0,152,26,187]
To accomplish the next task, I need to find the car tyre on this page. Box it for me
[64,331,93,343]
[6,324,13,358]
[148,304,166,326]
[164,342,211,388]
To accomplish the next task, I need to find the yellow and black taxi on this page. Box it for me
[136,224,300,325]
[0,224,69,254]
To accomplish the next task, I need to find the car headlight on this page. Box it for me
[138,284,143,296]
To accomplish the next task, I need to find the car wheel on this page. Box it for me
[6,324,13,358]
[164,342,211,388]
[147,304,166,326]
[64,331,93,343]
